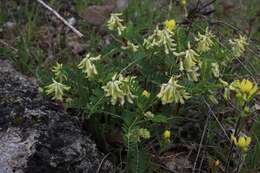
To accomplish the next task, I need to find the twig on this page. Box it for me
[204,100,232,144]
[37,0,83,38]
[0,39,18,53]
[192,106,209,173]
[96,152,111,173]
[225,116,242,173]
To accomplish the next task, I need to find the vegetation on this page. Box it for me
[1,0,259,172]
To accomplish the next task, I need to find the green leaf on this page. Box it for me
[150,114,168,123]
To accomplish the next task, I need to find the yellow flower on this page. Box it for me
[138,128,151,140]
[180,0,187,6]
[143,26,176,54]
[239,79,255,93]
[231,134,252,152]
[52,62,67,82]
[195,27,215,53]
[142,90,150,98]
[157,76,190,104]
[164,19,176,32]
[214,160,220,167]
[107,13,126,35]
[121,41,139,52]
[163,130,171,140]
[211,62,220,78]
[45,79,70,101]
[230,79,258,102]
[144,111,154,118]
[229,34,248,57]
[78,53,101,79]
[174,42,200,81]
[102,74,136,105]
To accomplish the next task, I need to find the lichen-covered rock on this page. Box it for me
[0,59,113,173]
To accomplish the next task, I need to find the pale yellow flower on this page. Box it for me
[121,41,139,52]
[102,74,125,105]
[144,111,154,118]
[118,74,137,104]
[195,27,214,53]
[211,62,220,78]
[180,0,187,6]
[102,74,136,105]
[143,26,176,54]
[215,160,220,167]
[107,13,126,35]
[138,128,151,140]
[163,130,171,140]
[78,53,101,79]
[142,90,150,98]
[45,79,70,101]
[52,62,67,82]
[229,34,248,57]
[231,134,252,152]
[164,19,176,32]
[157,76,190,104]
[230,79,258,102]
[174,42,200,81]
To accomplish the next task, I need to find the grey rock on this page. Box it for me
[0,59,113,173]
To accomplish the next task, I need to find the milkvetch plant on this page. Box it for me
[41,11,258,172]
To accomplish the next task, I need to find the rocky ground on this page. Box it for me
[0,58,113,173]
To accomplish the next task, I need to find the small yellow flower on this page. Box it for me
[144,111,154,118]
[52,62,67,82]
[231,134,252,152]
[229,34,248,57]
[211,62,220,78]
[102,74,125,105]
[163,130,171,140]
[239,79,255,93]
[214,160,220,167]
[107,13,126,35]
[157,76,190,104]
[174,42,200,81]
[230,79,258,102]
[164,19,176,32]
[45,79,70,101]
[143,26,176,54]
[102,74,136,105]
[138,128,151,140]
[121,41,139,52]
[142,90,150,98]
[78,53,101,79]
[195,27,215,53]
[180,0,187,6]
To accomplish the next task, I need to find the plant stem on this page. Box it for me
[225,116,242,172]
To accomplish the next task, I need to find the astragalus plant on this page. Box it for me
[43,12,258,173]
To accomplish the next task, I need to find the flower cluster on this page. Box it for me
[230,79,258,105]
[107,13,126,35]
[45,79,70,101]
[78,53,101,79]
[52,62,67,82]
[142,90,150,98]
[195,27,215,53]
[231,134,251,152]
[174,42,200,81]
[157,76,190,104]
[143,26,176,54]
[102,74,136,105]
[138,128,151,140]
[211,62,220,78]
[163,130,171,140]
[229,34,248,57]
[121,41,139,52]
[164,19,176,32]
